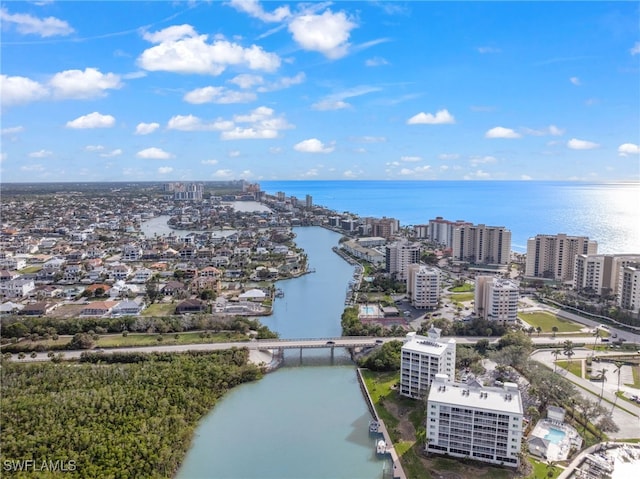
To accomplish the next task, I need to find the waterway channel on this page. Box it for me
[174,226,391,479]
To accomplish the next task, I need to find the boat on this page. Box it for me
[376,439,388,455]
[369,420,380,433]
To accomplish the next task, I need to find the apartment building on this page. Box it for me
[475,276,519,324]
[574,254,640,297]
[386,240,421,281]
[525,234,597,282]
[407,264,440,309]
[426,374,523,468]
[426,217,472,248]
[618,264,640,313]
[367,217,400,239]
[452,224,511,266]
[399,330,456,400]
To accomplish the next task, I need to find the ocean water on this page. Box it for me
[259,181,640,254]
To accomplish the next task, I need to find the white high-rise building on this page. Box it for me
[452,224,511,266]
[574,254,640,296]
[399,330,456,400]
[618,264,640,313]
[475,276,519,324]
[426,374,523,468]
[427,217,472,248]
[386,240,421,281]
[407,264,440,309]
[525,234,597,282]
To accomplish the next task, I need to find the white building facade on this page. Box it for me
[475,276,519,324]
[426,374,523,468]
[399,330,456,400]
[525,234,597,282]
[618,264,640,313]
[452,224,511,266]
[407,264,440,309]
[386,240,421,281]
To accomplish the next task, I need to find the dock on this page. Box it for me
[356,368,408,479]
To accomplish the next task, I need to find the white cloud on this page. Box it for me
[464,170,491,180]
[66,112,115,129]
[228,0,291,22]
[0,74,48,106]
[136,147,173,159]
[485,126,521,139]
[288,9,357,59]
[477,46,501,54]
[222,106,293,139]
[222,127,279,140]
[1,126,25,135]
[399,165,431,176]
[158,166,174,174]
[522,125,565,136]
[352,136,386,143]
[184,86,256,104]
[0,152,6,162]
[100,149,122,158]
[438,153,460,160]
[84,145,105,152]
[302,168,319,177]
[343,169,359,178]
[20,164,45,172]
[630,42,640,56]
[138,25,281,75]
[0,7,74,37]
[470,155,497,166]
[407,109,455,125]
[617,143,640,156]
[400,155,422,162]
[567,138,599,150]
[29,149,53,158]
[521,175,533,180]
[228,150,241,157]
[201,159,219,165]
[294,138,335,153]
[213,169,234,178]
[365,57,389,67]
[49,68,122,99]
[135,122,160,135]
[312,100,350,111]
[167,114,233,131]
[570,76,581,86]
[228,74,264,89]
[269,146,283,154]
[257,72,306,92]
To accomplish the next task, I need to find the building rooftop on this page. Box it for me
[429,374,523,415]
[402,332,454,355]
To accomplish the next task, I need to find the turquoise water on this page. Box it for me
[544,427,566,445]
[260,181,640,254]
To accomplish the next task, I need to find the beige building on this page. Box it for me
[452,224,511,266]
[574,254,640,296]
[618,264,640,313]
[475,276,519,324]
[525,234,597,282]
[386,240,421,281]
[407,264,440,309]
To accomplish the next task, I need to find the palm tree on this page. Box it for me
[546,460,558,479]
[597,367,608,404]
[563,340,575,366]
[551,349,562,373]
[592,328,601,358]
[611,360,625,413]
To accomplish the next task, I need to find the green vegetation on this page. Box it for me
[1,349,262,478]
[450,283,474,293]
[18,265,42,274]
[527,458,561,479]
[626,364,640,388]
[358,340,402,371]
[96,331,250,348]
[141,303,177,316]
[556,359,583,377]
[518,312,582,333]
[450,292,474,304]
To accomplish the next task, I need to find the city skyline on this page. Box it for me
[1,0,639,182]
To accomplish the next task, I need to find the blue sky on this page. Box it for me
[1,0,639,182]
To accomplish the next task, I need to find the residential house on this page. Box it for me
[109,263,131,281]
[175,299,207,314]
[81,301,118,317]
[0,279,36,298]
[162,281,186,296]
[20,302,57,316]
[122,244,143,261]
[132,267,153,283]
[111,300,145,317]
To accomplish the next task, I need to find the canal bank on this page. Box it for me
[176,227,391,479]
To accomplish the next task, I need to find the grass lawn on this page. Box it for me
[556,360,583,377]
[528,458,561,479]
[96,331,250,348]
[451,283,474,293]
[518,312,582,333]
[626,364,640,388]
[450,292,474,304]
[18,266,42,274]
[141,303,177,316]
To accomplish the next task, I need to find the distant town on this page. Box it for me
[1,180,639,479]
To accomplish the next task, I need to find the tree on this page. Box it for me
[551,349,562,373]
[536,326,542,336]
[592,328,601,357]
[596,414,619,437]
[611,360,625,413]
[546,460,558,479]
[30,352,37,359]
[596,367,608,404]
[551,326,558,338]
[69,333,96,350]
[573,397,606,434]
[562,340,575,366]
[474,338,490,355]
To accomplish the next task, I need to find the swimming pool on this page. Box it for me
[545,427,566,445]
[360,305,377,315]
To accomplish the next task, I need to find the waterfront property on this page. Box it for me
[399,329,456,399]
[528,407,582,462]
[426,374,524,468]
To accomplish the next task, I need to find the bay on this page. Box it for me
[259,180,640,254]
